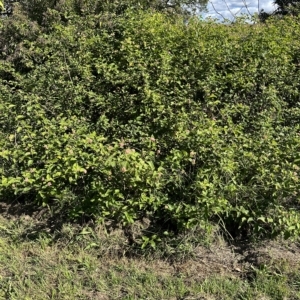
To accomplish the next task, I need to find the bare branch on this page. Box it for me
[209,0,226,21]
[241,0,252,16]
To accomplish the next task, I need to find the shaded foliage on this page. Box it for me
[274,0,300,15]
[259,0,300,21]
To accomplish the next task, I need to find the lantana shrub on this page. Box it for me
[1,3,300,241]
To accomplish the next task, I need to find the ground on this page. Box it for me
[0,201,299,299]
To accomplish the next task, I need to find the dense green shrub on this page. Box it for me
[1,3,300,242]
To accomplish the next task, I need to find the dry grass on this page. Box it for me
[0,202,300,299]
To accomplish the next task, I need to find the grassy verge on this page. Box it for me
[0,202,300,300]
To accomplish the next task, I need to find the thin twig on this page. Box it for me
[241,0,252,16]
[209,0,226,21]
[222,0,238,20]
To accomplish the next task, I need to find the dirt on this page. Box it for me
[176,239,300,280]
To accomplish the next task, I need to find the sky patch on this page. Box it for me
[202,0,277,20]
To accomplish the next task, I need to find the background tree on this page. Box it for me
[274,0,300,15]
[0,0,208,21]
[259,0,300,21]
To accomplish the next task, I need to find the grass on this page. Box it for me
[0,204,300,299]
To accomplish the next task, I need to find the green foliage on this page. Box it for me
[1,4,300,244]
[1,0,207,24]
